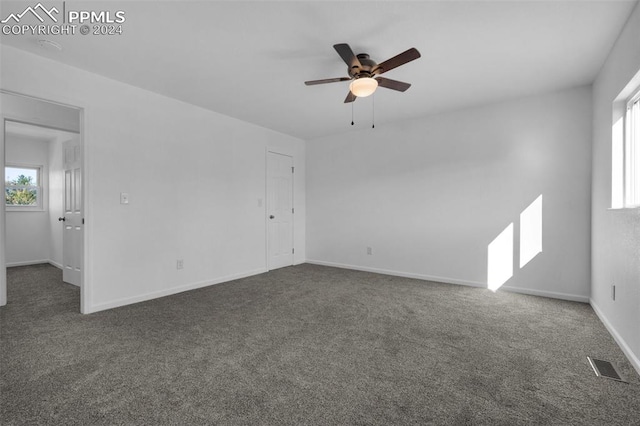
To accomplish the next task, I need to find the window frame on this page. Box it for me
[5,163,45,211]
[623,88,640,208]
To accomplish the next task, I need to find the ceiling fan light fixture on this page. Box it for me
[349,77,378,97]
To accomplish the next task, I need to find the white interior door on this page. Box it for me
[62,139,82,286]
[267,151,294,270]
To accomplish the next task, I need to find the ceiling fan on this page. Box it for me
[305,43,421,103]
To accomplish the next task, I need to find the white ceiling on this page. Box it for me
[1,1,637,140]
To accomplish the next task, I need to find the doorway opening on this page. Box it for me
[1,91,84,312]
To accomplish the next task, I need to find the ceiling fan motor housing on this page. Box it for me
[349,53,381,79]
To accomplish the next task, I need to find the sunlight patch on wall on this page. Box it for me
[519,195,542,268]
[487,194,543,292]
[487,223,513,292]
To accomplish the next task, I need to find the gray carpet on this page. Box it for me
[1,263,639,425]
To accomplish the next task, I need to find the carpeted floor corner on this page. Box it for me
[1,263,639,425]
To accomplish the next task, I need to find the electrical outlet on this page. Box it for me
[176,259,184,270]
[612,284,616,301]
[367,247,372,255]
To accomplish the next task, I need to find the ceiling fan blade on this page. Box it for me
[374,48,421,75]
[334,43,362,70]
[344,91,357,103]
[376,77,411,92]
[305,77,351,86]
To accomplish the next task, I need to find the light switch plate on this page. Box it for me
[120,192,129,204]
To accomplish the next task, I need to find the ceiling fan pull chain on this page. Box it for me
[372,93,375,129]
[351,102,354,126]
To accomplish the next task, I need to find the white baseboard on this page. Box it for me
[7,259,64,270]
[305,259,589,303]
[306,259,485,288]
[87,267,268,314]
[590,299,640,377]
[7,259,51,268]
[501,285,589,303]
[48,260,63,270]
[7,259,49,268]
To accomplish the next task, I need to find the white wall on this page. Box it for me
[591,2,640,373]
[5,135,50,266]
[1,46,306,313]
[307,86,592,302]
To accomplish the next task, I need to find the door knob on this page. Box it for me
[269,215,275,219]
[58,217,66,222]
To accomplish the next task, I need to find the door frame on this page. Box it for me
[0,90,88,313]
[265,146,295,271]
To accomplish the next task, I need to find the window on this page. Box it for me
[612,70,640,209]
[624,89,640,207]
[5,165,43,210]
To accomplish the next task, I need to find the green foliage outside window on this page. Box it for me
[5,174,38,206]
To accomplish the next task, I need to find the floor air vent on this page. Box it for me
[587,356,627,383]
